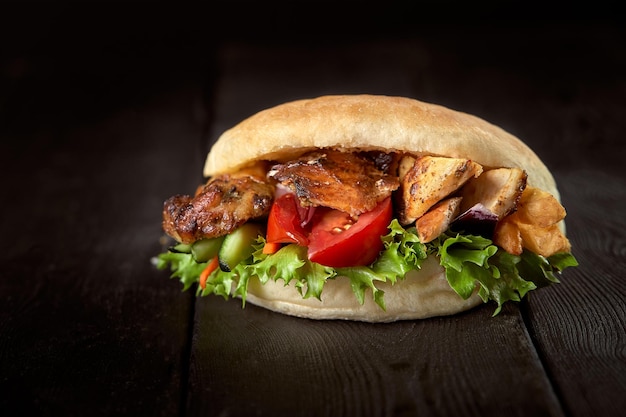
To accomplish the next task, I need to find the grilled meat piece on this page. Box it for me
[416,197,463,243]
[509,186,566,227]
[459,167,527,219]
[493,186,570,257]
[397,155,483,225]
[268,150,399,217]
[163,172,275,244]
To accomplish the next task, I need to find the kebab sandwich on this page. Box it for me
[156,94,578,322]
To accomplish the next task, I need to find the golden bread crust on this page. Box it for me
[204,94,558,199]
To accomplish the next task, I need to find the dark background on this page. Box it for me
[1,2,624,416]
[2,2,624,170]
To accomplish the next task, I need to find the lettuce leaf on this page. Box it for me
[249,243,334,300]
[156,219,578,315]
[430,232,578,315]
[156,251,207,292]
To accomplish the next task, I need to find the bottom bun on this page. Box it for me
[244,257,483,322]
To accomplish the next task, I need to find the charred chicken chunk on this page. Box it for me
[416,197,463,243]
[493,186,570,257]
[507,186,566,227]
[397,155,483,225]
[459,167,527,219]
[268,150,399,217]
[163,170,275,244]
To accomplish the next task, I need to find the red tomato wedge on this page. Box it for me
[266,193,310,246]
[307,198,392,268]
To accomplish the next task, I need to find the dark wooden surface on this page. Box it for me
[1,4,625,417]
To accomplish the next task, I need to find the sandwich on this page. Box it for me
[156,94,578,322]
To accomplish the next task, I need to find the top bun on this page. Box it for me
[204,94,558,199]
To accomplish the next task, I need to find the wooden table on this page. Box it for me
[1,5,624,417]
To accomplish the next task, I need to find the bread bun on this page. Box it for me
[204,95,559,321]
[204,95,558,199]
[245,257,483,322]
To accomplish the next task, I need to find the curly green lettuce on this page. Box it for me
[156,219,578,315]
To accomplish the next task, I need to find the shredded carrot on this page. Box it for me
[199,255,220,289]
[263,241,282,255]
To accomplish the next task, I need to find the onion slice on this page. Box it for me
[451,203,498,237]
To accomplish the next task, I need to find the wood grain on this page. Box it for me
[0,81,206,415]
[524,170,626,417]
[188,299,564,417]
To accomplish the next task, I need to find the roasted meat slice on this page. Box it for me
[397,155,483,225]
[493,186,570,257]
[459,167,527,219]
[416,197,463,243]
[517,223,571,256]
[268,150,399,217]
[493,218,524,255]
[163,172,275,244]
[510,186,566,227]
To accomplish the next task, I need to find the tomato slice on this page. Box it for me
[266,193,309,246]
[307,198,392,267]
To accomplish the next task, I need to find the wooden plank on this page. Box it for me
[0,26,209,414]
[189,299,564,417]
[524,170,626,417]
[186,39,564,416]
